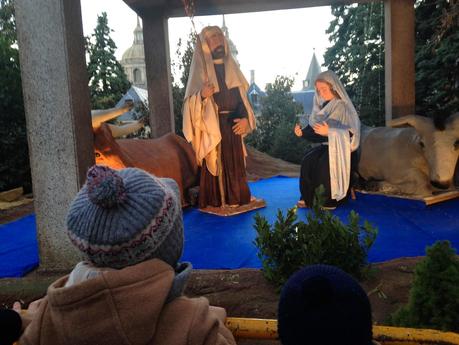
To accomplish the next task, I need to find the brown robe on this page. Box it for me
[199,63,251,208]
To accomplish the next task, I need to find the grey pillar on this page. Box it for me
[384,0,416,123]
[15,0,94,270]
[143,12,175,137]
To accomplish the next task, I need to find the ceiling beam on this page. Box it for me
[124,0,373,18]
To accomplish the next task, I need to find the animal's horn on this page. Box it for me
[107,121,144,138]
[389,115,433,132]
[91,100,134,129]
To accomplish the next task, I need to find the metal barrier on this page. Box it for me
[225,317,459,344]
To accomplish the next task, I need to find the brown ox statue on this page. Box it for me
[91,104,199,206]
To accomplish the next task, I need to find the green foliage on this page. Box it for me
[86,12,130,109]
[324,3,385,126]
[0,0,31,192]
[246,75,306,164]
[389,241,459,332]
[324,1,458,121]
[253,186,378,289]
[171,31,196,136]
[414,1,459,117]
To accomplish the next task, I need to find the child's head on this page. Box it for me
[278,264,373,345]
[66,165,183,269]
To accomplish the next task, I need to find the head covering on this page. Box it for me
[309,70,360,150]
[278,264,373,345]
[67,165,183,269]
[182,26,256,175]
[311,70,358,118]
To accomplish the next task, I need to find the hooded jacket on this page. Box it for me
[19,259,236,345]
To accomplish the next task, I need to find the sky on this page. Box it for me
[80,0,334,91]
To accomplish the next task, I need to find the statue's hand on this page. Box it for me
[313,122,329,136]
[232,118,250,135]
[294,124,303,137]
[201,81,215,99]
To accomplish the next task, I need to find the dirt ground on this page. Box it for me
[0,149,419,344]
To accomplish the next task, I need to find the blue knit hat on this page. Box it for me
[67,165,183,269]
[278,265,373,345]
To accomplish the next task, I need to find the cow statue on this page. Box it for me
[91,104,199,206]
[357,113,459,197]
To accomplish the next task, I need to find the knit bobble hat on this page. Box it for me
[67,165,183,269]
[278,265,373,345]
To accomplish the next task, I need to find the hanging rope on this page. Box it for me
[181,0,208,80]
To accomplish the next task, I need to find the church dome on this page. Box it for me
[121,17,144,62]
[121,44,144,61]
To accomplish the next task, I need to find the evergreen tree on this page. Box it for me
[415,0,459,117]
[246,75,305,163]
[390,241,459,332]
[171,31,196,136]
[86,12,130,109]
[324,2,385,126]
[0,0,31,192]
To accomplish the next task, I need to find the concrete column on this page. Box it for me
[15,0,94,270]
[384,0,416,123]
[143,12,175,137]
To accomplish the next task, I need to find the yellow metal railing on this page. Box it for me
[13,316,459,344]
[225,317,459,344]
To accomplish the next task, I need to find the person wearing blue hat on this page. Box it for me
[278,264,373,345]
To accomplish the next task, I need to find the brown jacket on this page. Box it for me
[19,259,236,345]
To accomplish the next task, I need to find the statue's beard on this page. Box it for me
[211,46,225,59]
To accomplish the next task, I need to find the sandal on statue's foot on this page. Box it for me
[297,200,308,208]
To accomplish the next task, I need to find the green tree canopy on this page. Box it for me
[324,2,385,126]
[246,75,305,163]
[415,0,459,117]
[0,0,31,192]
[171,31,196,136]
[86,12,130,109]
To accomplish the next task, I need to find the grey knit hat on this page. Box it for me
[67,165,183,269]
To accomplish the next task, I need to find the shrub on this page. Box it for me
[389,240,459,332]
[253,187,378,289]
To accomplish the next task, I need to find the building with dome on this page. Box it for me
[120,17,147,89]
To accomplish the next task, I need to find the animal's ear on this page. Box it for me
[389,115,433,134]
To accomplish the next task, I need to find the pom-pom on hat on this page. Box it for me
[278,264,373,345]
[67,165,183,269]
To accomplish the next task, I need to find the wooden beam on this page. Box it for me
[124,0,372,17]
[143,11,175,137]
[384,0,415,123]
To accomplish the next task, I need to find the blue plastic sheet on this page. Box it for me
[0,214,39,278]
[182,176,459,268]
[1,177,458,275]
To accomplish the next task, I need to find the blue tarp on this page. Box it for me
[1,177,458,277]
[182,176,459,268]
[0,214,39,278]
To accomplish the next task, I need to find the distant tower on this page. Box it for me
[120,17,147,89]
[247,70,266,115]
[302,49,321,90]
[221,15,239,64]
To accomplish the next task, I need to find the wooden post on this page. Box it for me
[142,12,175,137]
[384,0,416,123]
